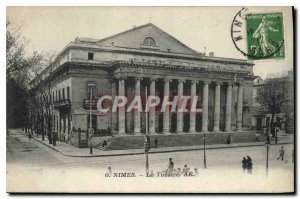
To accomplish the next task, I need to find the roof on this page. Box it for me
[75,23,200,55]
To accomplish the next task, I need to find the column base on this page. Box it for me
[162,131,171,135]
[133,132,143,136]
[176,131,184,134]
[189,130,196,134]
[201,130,209,134]
[213,129,221,133]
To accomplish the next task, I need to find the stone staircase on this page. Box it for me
[103,131,257,150]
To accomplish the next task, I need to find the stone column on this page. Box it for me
[202,81,210,132]
[149,78,157,134]
[225,83,233,132]
[163,79,171,134]
[118,78,126,134]
[177,79,184,133]
[236,83,243,131]
[111,79,117,132]
[189,80,197,133]
[134,77,141,134]
[213,82,222,132]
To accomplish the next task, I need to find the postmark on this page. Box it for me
[231,8,285,60]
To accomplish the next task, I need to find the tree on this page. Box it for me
[6,18,43,129]
[256,77,287,138]
[28,52,56,143]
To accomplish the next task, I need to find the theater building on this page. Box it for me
[31,23,256,148]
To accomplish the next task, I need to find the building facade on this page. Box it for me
[251,71,294,133]
[30,23,255,146]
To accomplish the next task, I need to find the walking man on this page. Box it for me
[242,157,247,172]
[168,158,174,175]
[277,146,285,161]
[28,132,32,141]
[154,137,158,148]
[246,156,253,174]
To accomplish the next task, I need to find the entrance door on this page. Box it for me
[257,117,262,130]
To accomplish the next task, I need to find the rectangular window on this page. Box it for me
[88,52,94,60]
[67,87,70,99]
[87,83,96,99]
[59,90,61,101]
[62,88,65,100]
[56,91,57,101]
[52,91,54,102]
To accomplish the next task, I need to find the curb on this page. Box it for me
[30,133,293,158]
[30,134,70,157]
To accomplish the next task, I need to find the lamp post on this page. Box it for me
[89,88,94,154]
[203,133,207,169]
[266,142,270,176]
[145,86,150,175]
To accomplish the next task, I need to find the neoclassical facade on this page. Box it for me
[31,23,255,143]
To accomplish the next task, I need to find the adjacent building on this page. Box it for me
[251,71,294,133]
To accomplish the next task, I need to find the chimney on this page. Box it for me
[209,52,214,57]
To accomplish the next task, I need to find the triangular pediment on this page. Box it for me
[95,23,198,55]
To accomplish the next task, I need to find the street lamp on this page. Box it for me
[89,87,94,154]
[265,142,270,176]
[144,86,150,175]
[203,133,207,169]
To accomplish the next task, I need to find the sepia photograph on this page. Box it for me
[6,6,294,193]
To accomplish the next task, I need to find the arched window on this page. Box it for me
[143,37,156,46]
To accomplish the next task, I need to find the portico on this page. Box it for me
[113,61,248,135]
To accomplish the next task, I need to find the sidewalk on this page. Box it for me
[20,130,294,158]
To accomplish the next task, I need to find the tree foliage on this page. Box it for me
[6,19,43,87]
[256,78,286,115]
[256,76,288,136]
[6,18,43,128]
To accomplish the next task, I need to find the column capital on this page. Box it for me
[215,81,223,86]
[134,77,143,82]
[164,78,172,83]
[178,79,186,83]
[226,82,234,86]
[109,78,116,83]
[238,82,245,87]
[204,80,211,85]
[191,80,198,84]
[116,76,127,80]
[150,77,158,82]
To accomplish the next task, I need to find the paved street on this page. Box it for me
[7,129,294,192]
[7,129,294,172]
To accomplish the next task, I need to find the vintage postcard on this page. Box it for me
[6,6,294,193]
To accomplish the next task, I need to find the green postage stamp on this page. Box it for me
[246,12,285,60]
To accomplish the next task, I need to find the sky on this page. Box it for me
[6,6,293,79]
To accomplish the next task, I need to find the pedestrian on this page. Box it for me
[108,166,112,177]
[242,157,247,172]
[266,131,270,144]
[226,135,232,144]
[194,168,199,176]
[182,164,190,176]
[154,137,158,148]
[28,132,32,141]
[168,158,174,175]
[102,140,107,147]
[277,146,285,161]
[177,168,182,176]
[148,170,154,177]
[246,156,253,174]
